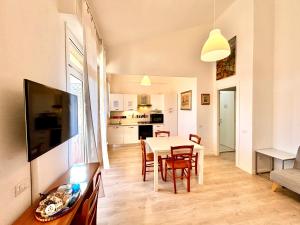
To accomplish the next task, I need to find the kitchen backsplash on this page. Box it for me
[110,109,151,124]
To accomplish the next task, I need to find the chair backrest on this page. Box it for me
[294,146,300,169]
[189,134,201,145]
[155,131,170,137]
[81,173,101,225]
[140,138,147,161]
[170,145,194,161]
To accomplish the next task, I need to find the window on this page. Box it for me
[66,28,85,166]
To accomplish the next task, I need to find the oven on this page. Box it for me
[138,125,153,140]
[150,114,164,124]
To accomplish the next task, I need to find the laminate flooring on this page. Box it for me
[98,145,300,225]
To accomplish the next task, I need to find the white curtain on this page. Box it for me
[98,46,110,169]
[82,1,98,163]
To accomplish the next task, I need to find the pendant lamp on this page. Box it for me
[201,0,231,62]
[140,75,151,86]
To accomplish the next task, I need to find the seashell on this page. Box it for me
[44,204,56,216]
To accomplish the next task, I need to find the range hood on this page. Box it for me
[138,94,152,106]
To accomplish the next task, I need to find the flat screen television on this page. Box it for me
[24,79,78,162]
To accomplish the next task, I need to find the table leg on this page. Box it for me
[153,151,158,192]
[198,149,204,184]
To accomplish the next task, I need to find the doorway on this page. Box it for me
[218,87,236,162]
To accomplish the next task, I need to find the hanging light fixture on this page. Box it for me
[140,75,151,86]
[201,0,231,62]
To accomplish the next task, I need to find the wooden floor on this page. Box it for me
[98,145,300,225]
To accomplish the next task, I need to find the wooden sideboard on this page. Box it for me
[13,163,100,225]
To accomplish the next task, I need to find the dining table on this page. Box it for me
[146,136,205,191]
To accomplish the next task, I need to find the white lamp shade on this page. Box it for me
[201,29,231,62]
[140,75,151,86]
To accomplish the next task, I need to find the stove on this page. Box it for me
[138,123,153,139]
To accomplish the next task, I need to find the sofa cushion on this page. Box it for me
[294,147,300,169]
[270,169,300,194]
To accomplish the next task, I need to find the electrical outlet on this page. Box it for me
[15,179,29,197]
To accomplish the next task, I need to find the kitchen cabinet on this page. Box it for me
[151,94,164,111]
[110,94,124,111]
[108,125,138,144]
[124,94,137,111]
[123,126,139,144]
[153,124,165,136]
[108,126,124,145]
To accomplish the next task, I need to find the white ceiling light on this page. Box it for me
[201,0,230,62]
[140,75,151,86]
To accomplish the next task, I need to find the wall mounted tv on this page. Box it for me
[24,79,78,162]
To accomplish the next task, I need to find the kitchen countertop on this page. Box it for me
[108,123,164,126]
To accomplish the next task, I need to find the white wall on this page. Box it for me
[197,66,213,153]
[106,25,211,77]
[219,91,235,149]
[0,1,79,224]
[252,0,275,172]
[106,25,214,152]
[176,78,198,138]
[252,0,274,151]
[273,0,300,154]
[212,0,254,173]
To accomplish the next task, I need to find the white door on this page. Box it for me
[219,91,235,151]
[163,93,178,136]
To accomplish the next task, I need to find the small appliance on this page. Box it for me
[150,113,164,124]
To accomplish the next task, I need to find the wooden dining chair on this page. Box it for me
[164,145,194,194]
[189,134,201,175]
[155,130,170,137]
[79,172,101,225]
[141,139,164,181]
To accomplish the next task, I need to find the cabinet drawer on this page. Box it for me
[153,125,164,136]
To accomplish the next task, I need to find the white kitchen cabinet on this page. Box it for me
[151,94,164,111]
[108,126,124,144]
[123,126,139,144]
[108,125,138,145]
[153,124,165,136]
[110,94,124,111]
[124,94,137,111]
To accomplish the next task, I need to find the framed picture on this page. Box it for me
[180,90,192,110]
[216,36,236,80]
[201,94,210,105]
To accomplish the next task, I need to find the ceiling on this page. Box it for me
[90,0,236,46]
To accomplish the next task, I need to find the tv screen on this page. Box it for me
[24,79,78,162]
